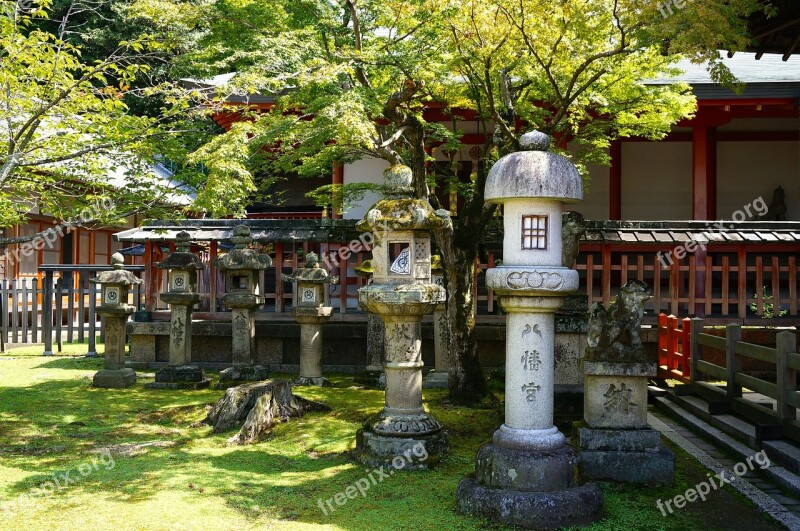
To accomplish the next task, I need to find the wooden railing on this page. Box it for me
[690,319,800,442]
[658,314,692,384]
[575,244,800,324]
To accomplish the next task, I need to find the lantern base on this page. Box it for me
[457,478,603,530]
[146,365,211,390]
[422,370,449,389]
[578,426,675,485]
[458,442,603,528]
[353,428,448,471]
[215,365,269,389]
[293,376,331,387]
[92,368,137,389]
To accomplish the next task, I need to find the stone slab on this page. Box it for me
[457,479,603,530]
[293,376,331,387]
[422,370,449,389]
[577,426,661,452]
[154,365,207,383]
[92,368,137,389]
[354,429,448,470]
[218,365,268,382]
[583,361,656,377]
[580,445,675,484]
[145,379,211,390]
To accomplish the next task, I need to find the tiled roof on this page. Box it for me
[583,221,800,245]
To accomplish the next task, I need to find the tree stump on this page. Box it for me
[204,380,330,445]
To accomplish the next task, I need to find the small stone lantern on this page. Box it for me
[215,225,272,386]
[354,164,450,469]
[90,253,142,388]
[282,252,338,386]
[146,231,210,389]
[354,260,385,374]
[422,255,449,389]
[457,132,603,528]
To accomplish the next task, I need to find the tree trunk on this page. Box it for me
[437,227,490,405]
[204,380,330,445]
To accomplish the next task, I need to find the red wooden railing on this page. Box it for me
[658,313,692,384]
[575,243,800,324]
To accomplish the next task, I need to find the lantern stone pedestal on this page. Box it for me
[146,232,211,390]
[293,309,332,386]
[457,132,602,528]
[354,261,385,377]
[353,165,449,470]
[216,225,272,388]
[578,281,674,484]
[283,252,338,387]
[91,253,141,388]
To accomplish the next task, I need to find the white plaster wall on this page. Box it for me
[342,157,390,220]
[621,142,693,220]
[565,161,609,220]
[717,141,800,221]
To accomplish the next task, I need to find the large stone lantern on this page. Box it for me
[354,165,450,469]
[457,132,603,528]
[282,252,338,386]
[147,231,210,389]
[91,253,142,388]
[215,225,272,386]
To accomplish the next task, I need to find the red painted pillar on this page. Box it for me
[332,162,344,220]
[609,140,622,220]
[144,241,157,311]
[692,125,717,221]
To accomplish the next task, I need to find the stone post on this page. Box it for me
[578,280,675,484]
[355,261,385,374]
[283,252,338,386]
[457,131,603,528]
[354,165,450,469]
[216,225,272,387]
[146,231,210,390]
[91,253,142,388]
[423,256,449,389]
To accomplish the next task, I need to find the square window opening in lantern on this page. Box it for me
[521,215,548,250]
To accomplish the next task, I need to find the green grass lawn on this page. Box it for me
[0,344,784,530]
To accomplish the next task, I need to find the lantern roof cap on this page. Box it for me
[484,130,582,204]
[91,253,143,286]
[157,231,206,271]
[282,253,338,284]
[215,225,272,271]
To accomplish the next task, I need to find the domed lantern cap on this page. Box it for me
[91,253,142,286]
[484,131,583,204]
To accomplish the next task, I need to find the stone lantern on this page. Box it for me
[91,253,142,388]
[422,255,449,389]
[457,132,603,528]
[282,252,338,386]
[147,231,210,389]
[354,164,450,469]
[215,225,272,386]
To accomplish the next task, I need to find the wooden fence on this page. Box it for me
[575,244,800,323]
[689,318,800,443]
[658,314,692,384]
